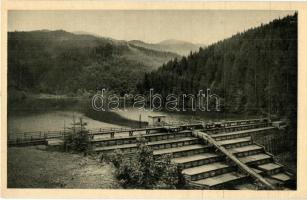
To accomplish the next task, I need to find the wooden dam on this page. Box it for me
[8,117,294,189]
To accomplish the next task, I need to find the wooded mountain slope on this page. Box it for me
[8,30,178,95]
[138,14,297,118]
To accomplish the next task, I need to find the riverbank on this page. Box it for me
[7,146,121,188]
[84,109,148,128]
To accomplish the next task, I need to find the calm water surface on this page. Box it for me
[8,110,123,134]
[8,105,238,134]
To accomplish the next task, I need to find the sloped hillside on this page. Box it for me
[8,30,178,95]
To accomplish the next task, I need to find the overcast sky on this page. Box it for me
[8,10,295,45]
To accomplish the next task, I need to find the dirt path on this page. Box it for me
[7,146,121,188]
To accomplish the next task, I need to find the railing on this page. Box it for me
[8,118,270,146]
[8,130,71,146]
[203,122,270,134]
[88,127,133,135]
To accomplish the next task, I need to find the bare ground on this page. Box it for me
[7,146,121,188]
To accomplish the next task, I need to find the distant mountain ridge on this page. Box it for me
[129,39,205,55]
[73,31,204,55]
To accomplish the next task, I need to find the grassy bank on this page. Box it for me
[8,146,121,188]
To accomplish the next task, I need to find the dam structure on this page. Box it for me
[89,118,294,190]
[9,117,294,189]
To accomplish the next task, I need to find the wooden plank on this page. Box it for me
[172,153,220,164]
[153,144,207,155]
[193,172,246,187]
[182,162,231,175]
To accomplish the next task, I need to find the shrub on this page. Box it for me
[101,149,124,168]
[65,130,90,154]
[106,136,181,189]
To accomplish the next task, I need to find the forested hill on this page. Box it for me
[8,30,178,95]
[138,13,297,117]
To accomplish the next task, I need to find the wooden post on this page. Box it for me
[129,131,133,136]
